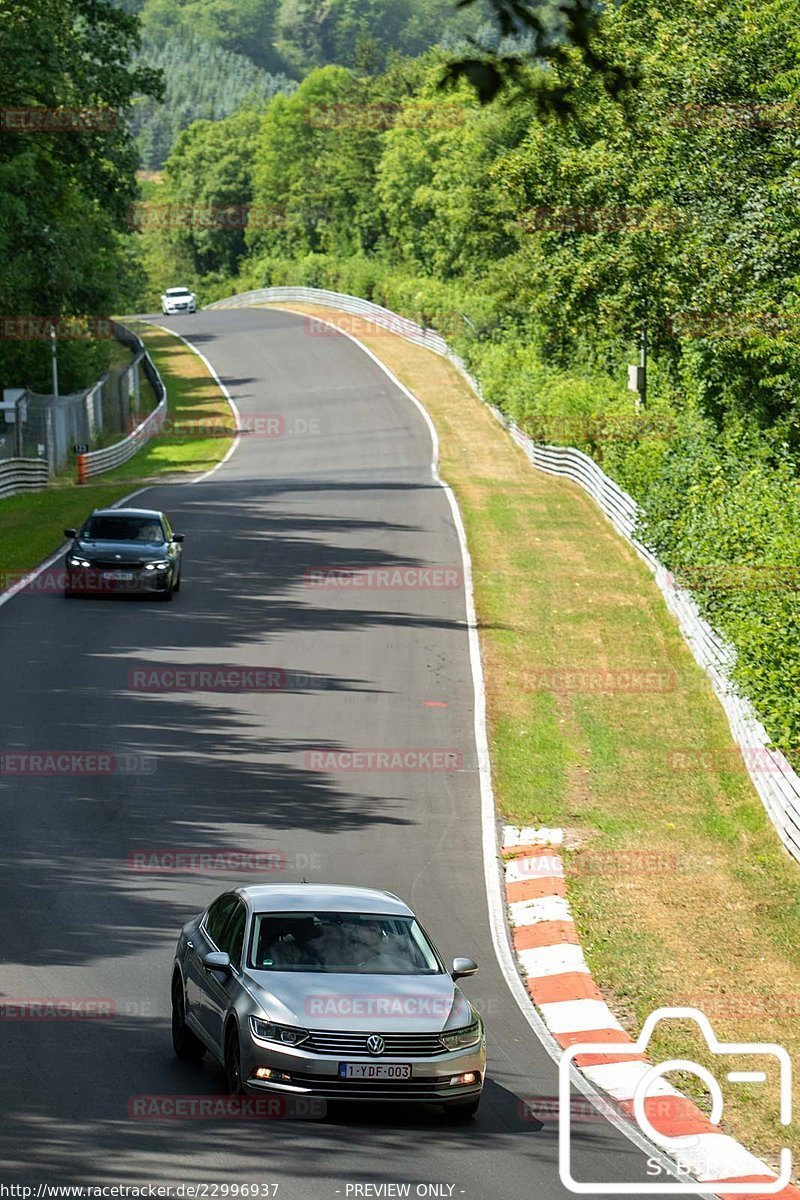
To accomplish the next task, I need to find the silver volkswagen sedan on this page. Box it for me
[171,884,486,1119]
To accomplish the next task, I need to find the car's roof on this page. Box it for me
[166,287,191,293]
[88,508,165,519]
[237,884,412,917]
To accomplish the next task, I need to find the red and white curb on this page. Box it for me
[503,825,797,1198]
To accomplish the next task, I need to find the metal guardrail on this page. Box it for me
[0,457,49,500]
[207,286,452,356]
[77,330,167,481]
[206,284,800,866]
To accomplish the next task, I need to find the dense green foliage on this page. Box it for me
[131,34,296,168]
[0,0,161,392]
[117,0,487,164]
[142,0,800,755]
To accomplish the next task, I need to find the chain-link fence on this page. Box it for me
[0,324,159,475]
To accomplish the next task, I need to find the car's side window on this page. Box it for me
[217,901,247,968]
[204,894,238,947]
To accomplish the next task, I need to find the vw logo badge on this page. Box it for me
[366,1035,385,1056]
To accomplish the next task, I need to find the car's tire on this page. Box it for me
[171,979,205,1062]
[442,1097,480,1122]
[224,1024,245,1095]
[173,568,181,594]
[158,580,174,602]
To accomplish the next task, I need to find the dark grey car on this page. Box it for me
[63,507,184,600]
[171,885,486,1120]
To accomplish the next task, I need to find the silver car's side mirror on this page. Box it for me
[201,950,231,974]
[452,957,478,980]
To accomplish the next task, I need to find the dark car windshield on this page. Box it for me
[81,516,164,542]
[249,912,442,975]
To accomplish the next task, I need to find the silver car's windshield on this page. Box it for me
[249,912,442,975]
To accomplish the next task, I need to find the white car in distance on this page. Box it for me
[161,287,197,315]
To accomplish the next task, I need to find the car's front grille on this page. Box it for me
[91,559,144,569]
[305,1030,447,1057]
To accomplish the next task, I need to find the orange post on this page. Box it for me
[76,453,88,485]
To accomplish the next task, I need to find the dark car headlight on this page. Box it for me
[441,1020,482,1051]
[66,556,91,568]
[249,1017,310,1047]
[144,560,170,571]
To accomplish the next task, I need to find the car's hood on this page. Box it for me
[75,539,168,561]
[243,971,474,1033]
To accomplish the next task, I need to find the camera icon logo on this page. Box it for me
[558,1006,791,1194]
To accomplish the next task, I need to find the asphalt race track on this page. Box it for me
[0,308,688,1198]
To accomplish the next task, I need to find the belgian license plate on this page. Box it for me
[103,571,134,581]
[339,1063,412,1080]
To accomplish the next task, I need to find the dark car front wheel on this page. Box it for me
[225,1025,245,1094]
[171,979,205,1062]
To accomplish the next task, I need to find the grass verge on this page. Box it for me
[270,303,800,1169]
[0,321,234,583]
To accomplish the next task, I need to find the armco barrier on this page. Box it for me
[0,457,49,500]
[77,332,167,481]
[206,285,800,867]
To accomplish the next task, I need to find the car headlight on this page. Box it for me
[144,561,170,571]
[441,1020,482,1051]
[67,556,91,569]
[249,1017,309,1047]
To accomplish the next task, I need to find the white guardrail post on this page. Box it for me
[206,284,800,866]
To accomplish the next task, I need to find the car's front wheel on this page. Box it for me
[171,979,205,1062]
[442,1097,480,1122]
[224,1024,245,1094]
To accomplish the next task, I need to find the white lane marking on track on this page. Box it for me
[284,308,720,1196]
[153,323,242,483]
